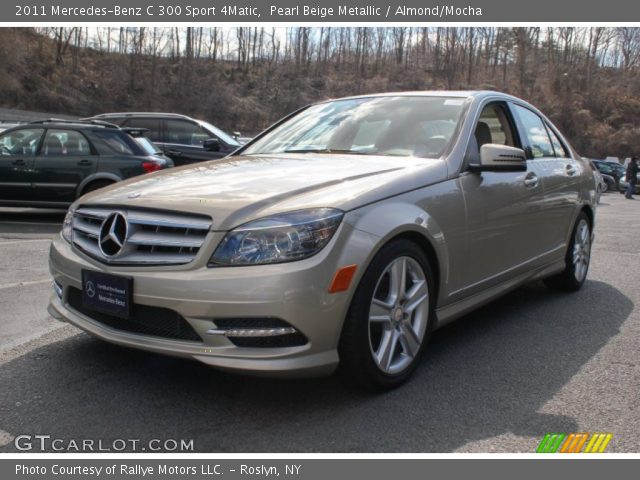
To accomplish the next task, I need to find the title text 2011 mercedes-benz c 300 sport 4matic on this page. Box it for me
[48,91,596,389]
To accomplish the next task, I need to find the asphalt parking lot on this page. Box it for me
[0,194,638,453]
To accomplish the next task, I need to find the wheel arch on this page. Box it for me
[344,202,448,307]
[76,173,122,198]
[581,204,594,229]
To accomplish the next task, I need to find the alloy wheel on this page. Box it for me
[368,256,430,375]
[572,219,591,282]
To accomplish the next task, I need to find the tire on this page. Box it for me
[605,178,616,192]
[81,180,114,196]
[543,212,592,291]
[338,239,436,390]
[600,181,608,193]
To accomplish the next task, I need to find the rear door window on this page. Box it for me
[41,130,92,156]
[122,118,162,142]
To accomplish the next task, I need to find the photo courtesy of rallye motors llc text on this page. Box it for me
[15,463,300,476]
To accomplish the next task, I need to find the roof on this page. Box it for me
[90,112,192,120]
[316,90,524,104]
[27,118,119,129]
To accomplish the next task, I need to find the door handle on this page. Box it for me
[524,173,539,188]
[166,150,183,157]
[77,159,92,166]
[566,164,577,176]
[11,159,25,166]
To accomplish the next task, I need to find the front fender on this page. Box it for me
[343,201,449,302]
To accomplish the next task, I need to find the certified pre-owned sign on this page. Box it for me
[81,270,133,319]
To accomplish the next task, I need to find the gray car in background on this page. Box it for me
[48,91,596,389]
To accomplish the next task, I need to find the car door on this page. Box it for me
[162,119,227,165]
[511,104,580,256]
[31,129,97,204]
[455,101,549,299]
[0,128,44,201]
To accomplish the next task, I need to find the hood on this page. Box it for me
[79,154,448,230]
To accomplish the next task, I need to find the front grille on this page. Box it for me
[214,318,308,348]
[72,206,212,266]
[67,287,202,342]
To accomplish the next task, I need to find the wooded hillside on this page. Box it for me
[1,27,639,158]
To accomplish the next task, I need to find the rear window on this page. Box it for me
[134,136,162,155]
[90,130,141,156]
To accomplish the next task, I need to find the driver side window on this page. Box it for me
[0,128,44,156]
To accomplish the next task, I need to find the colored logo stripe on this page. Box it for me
[584,433,613,453]
[537,433,613,453]
[536,433,566,453]
[560,433,589,453]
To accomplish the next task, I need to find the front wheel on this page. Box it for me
[338,239,435,390]
[544,212,592,291]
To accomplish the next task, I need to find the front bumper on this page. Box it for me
[47,222,378,378]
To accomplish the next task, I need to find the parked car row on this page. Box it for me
[0,119,173,208]
[591,159,625,191]
[618,172,640,195]
[84,112,244,166]
[586,158,640,196]
[0,112,250,207]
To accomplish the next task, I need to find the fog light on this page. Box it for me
[53,281,63,299]
[207,327,297,337]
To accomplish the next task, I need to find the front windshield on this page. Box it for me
[243,96,467,158]
[198,120,240,147]
[134,136,162,155]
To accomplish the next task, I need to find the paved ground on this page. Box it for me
[0,195,638,453]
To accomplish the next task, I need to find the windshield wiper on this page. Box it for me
[284,148,368,155]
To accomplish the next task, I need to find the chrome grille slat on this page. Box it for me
[75,208,110,220]
[127,211,211,230]
[72,217,101,237]
[127,232,204,248]
[72,207,212,266]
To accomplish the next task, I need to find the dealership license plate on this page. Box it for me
[81,270,133,319]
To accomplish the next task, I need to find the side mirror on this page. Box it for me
[203,138,220,152]
[469,144,527,172]
[232,131,242,139]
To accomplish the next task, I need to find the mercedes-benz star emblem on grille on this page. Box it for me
[85,281,96,298]
[98,212,128,257]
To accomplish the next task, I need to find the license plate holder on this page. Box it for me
[81,269,133,319]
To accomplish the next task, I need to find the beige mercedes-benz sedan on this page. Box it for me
[48,91,596,389]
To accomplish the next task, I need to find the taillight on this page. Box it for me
[142,161,162,173]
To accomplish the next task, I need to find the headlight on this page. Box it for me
[209,208,344,266]
[61,207,75,243]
